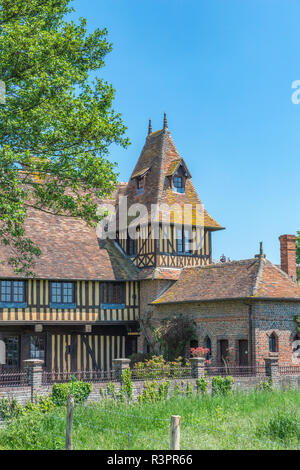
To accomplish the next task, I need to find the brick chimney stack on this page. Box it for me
[279,234,297,281]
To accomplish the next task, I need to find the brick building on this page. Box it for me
[0,115,299,371]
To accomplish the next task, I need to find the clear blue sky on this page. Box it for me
[71,0,299,264]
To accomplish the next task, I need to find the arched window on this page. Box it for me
[204,336,212,360]
[292,334,300,357]
[269,332,278,353]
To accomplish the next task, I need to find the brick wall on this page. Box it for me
[152,300,250,365]
[253,301,300,365]
[152,299,300,366]
[138,279,173,353]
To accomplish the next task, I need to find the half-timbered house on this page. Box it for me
[0,114,299,371]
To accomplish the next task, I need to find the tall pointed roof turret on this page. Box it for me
[120,115,223,230]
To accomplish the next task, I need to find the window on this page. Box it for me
[30,336,45,360]
[0,280,25,304]
[127,237,137,256]
[101,282,126,306]
[176,228,192,254]
[3,336,19,366]
[269,332,278,353]
[50,282,75,306]
[136,176,144,194]
[173,175,185,193]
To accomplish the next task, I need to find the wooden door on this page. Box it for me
[239,340,248,366]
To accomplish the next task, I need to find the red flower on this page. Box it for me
[190,347,210,357]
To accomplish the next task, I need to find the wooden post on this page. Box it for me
[170,415,181,450]
[66,394,74,450]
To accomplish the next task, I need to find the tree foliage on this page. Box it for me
[153,314,197,361]
[0,0,129,274]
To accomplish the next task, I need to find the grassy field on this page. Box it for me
[0,389,299,450]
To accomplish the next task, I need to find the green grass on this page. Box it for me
[0,389,299,450]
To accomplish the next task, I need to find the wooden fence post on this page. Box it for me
[66,394,74,450]
[170,415,181,450]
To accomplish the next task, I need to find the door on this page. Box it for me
[218,339,229,365]
[239,340,248,366]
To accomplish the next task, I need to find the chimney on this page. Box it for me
[279,234,297,281]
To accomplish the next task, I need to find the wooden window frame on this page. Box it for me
[50,281,76,306]
[0,280,25,304]
[100,282,126,306]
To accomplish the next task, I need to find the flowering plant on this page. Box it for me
[190,347,210,358]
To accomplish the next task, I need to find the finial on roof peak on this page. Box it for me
[260,241,263,256]
[255,241,266,259]
[163,112,168,131]
[148,119,152,136]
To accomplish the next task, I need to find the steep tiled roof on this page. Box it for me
[152,257,300,304]
[0,208,137,281]
[116,122,223,230]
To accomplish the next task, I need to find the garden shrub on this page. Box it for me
[129,352,153,366]
[0,397,23,421]
[211,376,234,396]
[256,377,273,392]
[133,355,190,380]
[137,381,159,403]
[52,380,92,405]
[256,411,300,442]
[186,382,193,397]
[158,381,170,400]
[196,376,208,394]
[0,395,55,422]
[121,368,133,400]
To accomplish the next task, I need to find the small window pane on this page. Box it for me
[30,336,45,360]
[1,281,12,302]
[12,281,24,302]
[51,282,62,303]
[176,228,183,253]
[62,282,73,303]
[173,176,183,188]
[4,336,19,366]
[184,229,192,253]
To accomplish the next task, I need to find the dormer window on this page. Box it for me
[173,176,184,193]
[136,176,144,195]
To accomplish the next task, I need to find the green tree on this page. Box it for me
[296,231,300,280]
[154,314,197,361]
[0,0,129,274]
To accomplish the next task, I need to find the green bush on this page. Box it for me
[137,381,159,403]
[0,397,23,421]
[256,378,273,392]
[121,368,133,400]
[256,411,300,442]
[129,352,153,366]
[196,376,208,394]
[186,382,193,397]
[132,355,191,380]
[211,376,234,396]
[52,380,92,405]
[158,381,170,400]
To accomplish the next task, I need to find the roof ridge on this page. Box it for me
[252,256,265,296]
[182,258,257,270]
